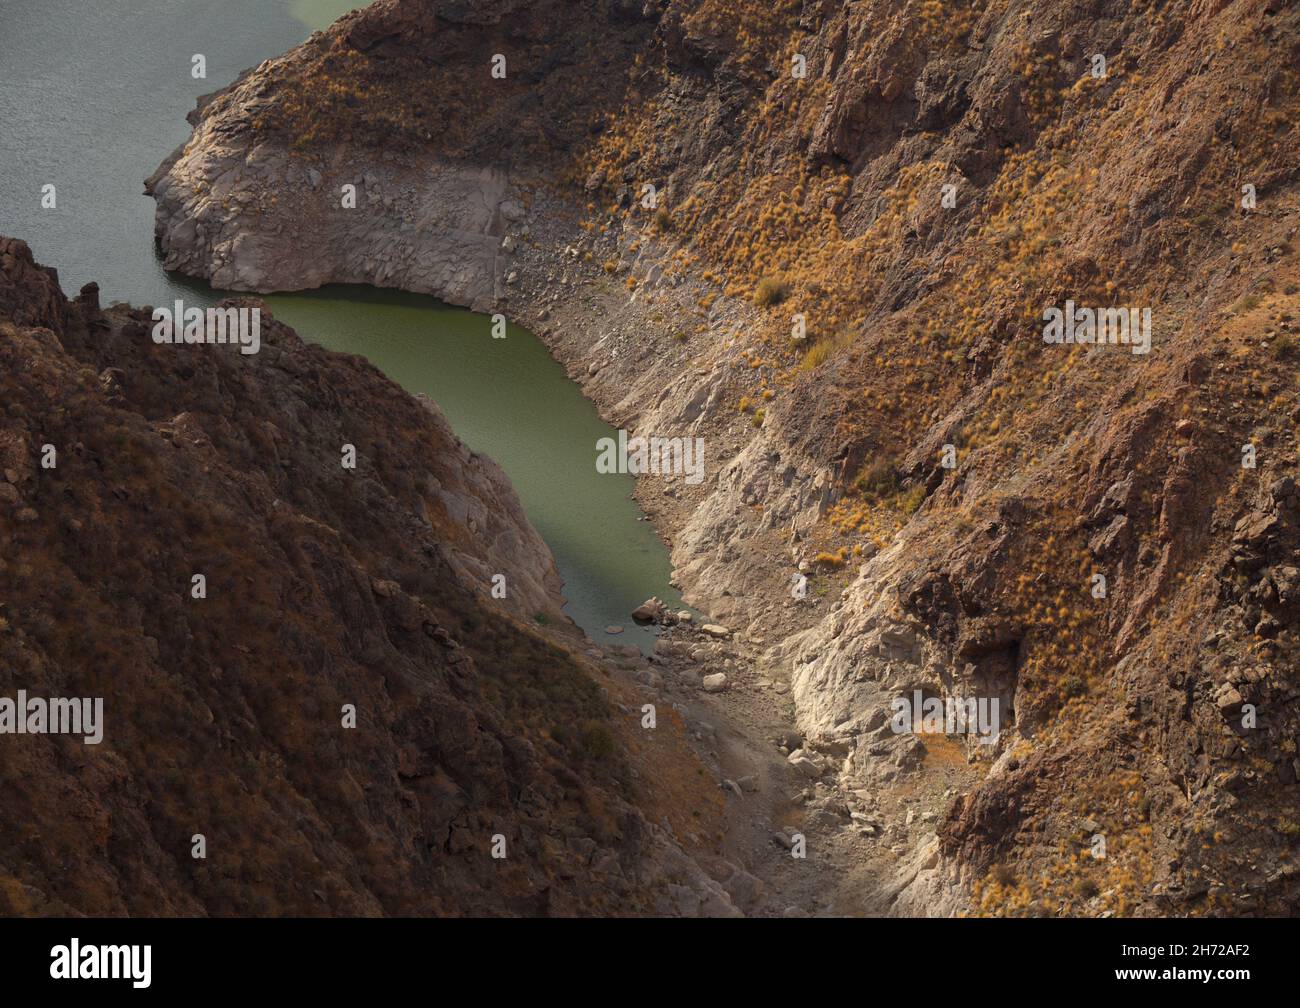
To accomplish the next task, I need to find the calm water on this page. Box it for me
[0,0,681,648]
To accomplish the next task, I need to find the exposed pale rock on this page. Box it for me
[1216,685,1244,712]
[631,596,667,621]
[789,756,824,779]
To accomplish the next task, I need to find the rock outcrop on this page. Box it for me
[145,0,653,311]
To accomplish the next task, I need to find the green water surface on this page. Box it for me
[0,0,681,649]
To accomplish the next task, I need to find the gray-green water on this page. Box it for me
[0,0,681,648]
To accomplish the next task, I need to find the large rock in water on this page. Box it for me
[631,596,667,622]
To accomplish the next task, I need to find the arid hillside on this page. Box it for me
[0,236,739,916]
[145,0,1300,915]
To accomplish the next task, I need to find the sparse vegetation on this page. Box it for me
[813,549,846,570]
[853,458,899,499]
[893,484,926,515]
[752,276,789,308]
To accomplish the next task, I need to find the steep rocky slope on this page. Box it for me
[147,0,1300,915]
[0,236,742,916]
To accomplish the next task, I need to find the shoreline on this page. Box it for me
[144,87,963,915]
[136,0,1300,918]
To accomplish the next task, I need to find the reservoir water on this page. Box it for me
[0,0,682,649]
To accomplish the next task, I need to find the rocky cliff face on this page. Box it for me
[145,0,649,310]
[0,236,741,916]
[146,0,1300,915]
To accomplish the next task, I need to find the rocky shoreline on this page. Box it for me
[145,74,967,915]
[148,99,971,912]
[142,0,1300,917]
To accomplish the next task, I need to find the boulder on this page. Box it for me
[631,596,667,622]
[788,749,826,776]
